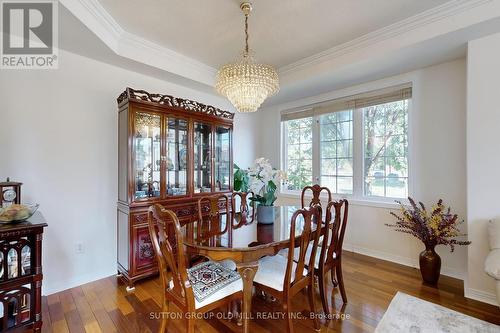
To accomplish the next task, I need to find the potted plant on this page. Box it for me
[233,163,249,192]
[247,158,286,224]
[386,197,471,284]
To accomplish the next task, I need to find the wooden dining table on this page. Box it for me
[182,205,322,333]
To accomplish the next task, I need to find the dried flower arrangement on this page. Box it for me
[386,197,471,252]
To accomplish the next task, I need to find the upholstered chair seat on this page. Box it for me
[219,259,237,271]
[254,255,308,291]
[167,262,243,309]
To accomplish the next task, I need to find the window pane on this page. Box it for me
[319,110,353,194]
[365,177,385,197]
[386,135,407,157]
[336,139,352,158]
[337,158,352,176]
[321,176,336,191]
[337,177,353,194]
[321,142,336,158]
[320,124,336,141]
[363,99,409,198]
[285,117,313,191]
[386,178,408,198]
[321,159,336,175]
[386,156,408,178]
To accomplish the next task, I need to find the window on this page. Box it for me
[363,100,409,198]
[320,110,353,194]
[284,117,313,190]
[281,85,411,200]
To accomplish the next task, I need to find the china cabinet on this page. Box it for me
[116,88,234,289]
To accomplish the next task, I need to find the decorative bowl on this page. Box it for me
[0,204,39,223]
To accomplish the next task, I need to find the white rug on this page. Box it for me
[374,292,500,333]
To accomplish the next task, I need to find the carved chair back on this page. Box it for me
[197,194,230,246]
[148,204,195,310]
[301,184,332,218]
[232,192,255,227]
[284,206,322,289]
[324,199,349,262]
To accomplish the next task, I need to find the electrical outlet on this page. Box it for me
[76,242,84,254]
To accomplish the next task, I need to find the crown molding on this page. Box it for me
[60,0,122,50]
[118,31,217,80]
[61,0,496,93]
[279,0,494,75]
[60,0,217,86]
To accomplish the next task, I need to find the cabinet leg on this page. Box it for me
[33,320,42,332]
[126,284,135,292]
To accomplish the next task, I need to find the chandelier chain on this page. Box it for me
[244,13,249,54]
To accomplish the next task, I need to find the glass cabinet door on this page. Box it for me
[166,118,188,196]
[134,112,161,200]
[215,126,231,191]
[194,122,213,193]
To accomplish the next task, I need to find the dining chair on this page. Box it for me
[147,204,243,333]
[197,194,231,246]
[310,200,350,314]
[300,184,332,250]
[281,200,349,314]
[232,191,255,227]
[197,194,236,270]
[301,184,332,209]
[253,206,322,333]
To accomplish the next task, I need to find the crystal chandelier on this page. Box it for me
[215,2,279,113]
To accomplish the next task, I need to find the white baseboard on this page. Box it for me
[43,268,116,296]
[344,243,465,280]
[465,288,499,307]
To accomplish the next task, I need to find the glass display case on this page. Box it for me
[134,112,161,200]
[215,126,231,191]
[117,88,234,289]
[166,118,188,196]
[194,122,213,194]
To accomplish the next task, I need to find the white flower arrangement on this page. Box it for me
[247,158,287,206]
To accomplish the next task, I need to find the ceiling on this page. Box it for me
[98,0,449,68]
[59,0,500,109]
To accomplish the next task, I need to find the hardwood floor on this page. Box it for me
[34,252,499,333]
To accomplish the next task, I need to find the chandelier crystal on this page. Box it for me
[215,2,279,113]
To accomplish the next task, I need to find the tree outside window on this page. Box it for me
[284,117,313,190]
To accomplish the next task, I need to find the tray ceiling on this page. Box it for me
[98,0,450,68]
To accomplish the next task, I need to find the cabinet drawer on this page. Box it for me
[131,212,148,226]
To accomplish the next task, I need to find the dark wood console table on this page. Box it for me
[0,212,47,332]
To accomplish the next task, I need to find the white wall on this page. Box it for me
[0,49,257,295]
[258,59,468,280]
[466,32,500,306]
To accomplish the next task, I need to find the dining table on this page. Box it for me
[182,205,323,333]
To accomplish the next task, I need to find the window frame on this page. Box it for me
[281,96,412,204]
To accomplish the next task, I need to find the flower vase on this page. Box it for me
[257,205,276,224]
[419,244,441,284]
